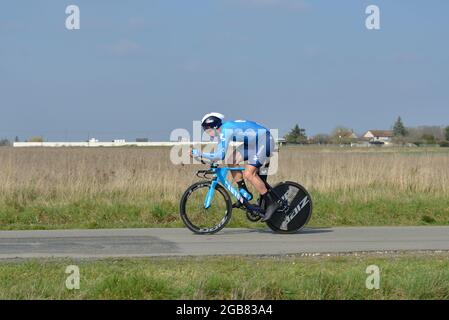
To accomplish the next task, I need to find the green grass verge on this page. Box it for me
[1,254,449,299]
[311,192,449,227]
[0,191,448,230]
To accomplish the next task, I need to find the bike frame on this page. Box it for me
[204,166,246,209]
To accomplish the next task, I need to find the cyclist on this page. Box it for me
[190,112,280,221]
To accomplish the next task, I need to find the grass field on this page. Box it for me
[0,146,449,230]
[1,253,449,299]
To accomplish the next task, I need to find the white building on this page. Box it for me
[363,130,394,143]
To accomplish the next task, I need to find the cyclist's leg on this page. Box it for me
[243,132,274,196]
[226,147,254,206]
[239,163,270,217]
[245,134,279,221]
[243,164,268,195]
[226,148,244,182]
[243,132,274,194]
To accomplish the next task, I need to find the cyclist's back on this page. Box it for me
[200,119,274,166]
[223,119,270,143]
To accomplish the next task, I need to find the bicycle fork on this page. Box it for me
[203,180,218,209]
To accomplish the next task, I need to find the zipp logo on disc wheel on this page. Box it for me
[266,181,313,233]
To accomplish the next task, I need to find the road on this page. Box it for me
[1,227,449,259]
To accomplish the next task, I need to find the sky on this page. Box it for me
[0,0,448,141]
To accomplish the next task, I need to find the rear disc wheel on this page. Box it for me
[266,181,313,234]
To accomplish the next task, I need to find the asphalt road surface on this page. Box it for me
[1,227,449,259]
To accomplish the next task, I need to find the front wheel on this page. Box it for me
[266,181,313,234]
[180,181,233,234]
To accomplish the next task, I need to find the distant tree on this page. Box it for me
[14,136,19,142]
[310,134,331,145]
[331,126,355,144]
[0,139,10,146]
[331,126,351,137]
[421,134,436,145]
[29,136,44,142]
[407,126,445,141]
[445,126,449,141]
[393,116,407,137]
[284,124,307,144]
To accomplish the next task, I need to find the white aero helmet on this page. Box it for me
[201,112,225,130]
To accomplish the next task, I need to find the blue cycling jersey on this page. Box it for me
[195,120,272,162]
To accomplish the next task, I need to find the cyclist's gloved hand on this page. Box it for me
[191,149,201,157]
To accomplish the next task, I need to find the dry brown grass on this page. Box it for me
[1,146,448,200]
[0,146,448,229]
[0,147,193,204]
[277,147,449,195]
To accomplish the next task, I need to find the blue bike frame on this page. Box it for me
[204,166,246,209]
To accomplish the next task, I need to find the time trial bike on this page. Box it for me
[179,159,313,234]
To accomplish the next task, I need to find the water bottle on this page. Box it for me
[239,188,253,201]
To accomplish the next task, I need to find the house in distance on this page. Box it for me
[363,130,394,144]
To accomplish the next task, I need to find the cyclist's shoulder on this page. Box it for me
[223,120,265,129]
[221,121,240,131]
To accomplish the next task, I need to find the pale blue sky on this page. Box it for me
[1,0,448,141]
